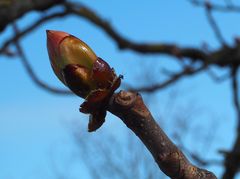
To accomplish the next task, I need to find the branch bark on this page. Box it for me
[222,131,240,179]
[2,2,240,68]
[188,0,240,13]
[66,2,240,67]
[0,0,65,32]
[108,91,216,179]
[127,65,206,93]
[221,68,240,179]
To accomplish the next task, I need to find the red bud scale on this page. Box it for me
[46,30,122,131]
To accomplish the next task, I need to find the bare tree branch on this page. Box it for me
[64,2,207,59]
[2,2,240,69]
[64,2,240,67]
[232,67,240,129]
[108,91,216,179]
[205,5,227,46]
[222,131,240,179]
[179,145,222,167]
[206,68,230,83]
[221,67,240,179]
[0,11,69,55]
[188,0,240,13]
[0,0,65,32]
[127,65,206,93]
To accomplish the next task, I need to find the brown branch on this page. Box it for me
[64,2,240,67]
[12,24,72,95]
[0,11,69,55]
[188,0,240,13]
[205,5,227,46]
[107,91,216,179]
[232,67,240,129]
[0,0,65,32]
[127,65,206,93]
[222,67,240,179]
[64,2,207,59]
[222,132,240,179]
[2,2,240,68]
[206,68,230,83]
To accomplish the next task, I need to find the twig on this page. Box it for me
[222,131,240,179]
[224,0,233,7]
[0,0,65,32]
[127,65,206,93]
[231,67,240,130]
[64,2,208,59]
[180,145,221,167]
[2,2,240,68]
[0,11,69,55]
[108,91,216,179]
[64,2,240,67]
[188,0,240,13]
[205,5,227,46]
[221,67,240,179]
[206,68,230,82]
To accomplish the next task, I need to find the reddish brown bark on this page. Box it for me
[108,91,216,179]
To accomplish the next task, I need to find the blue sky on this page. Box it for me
[0,0,240,178]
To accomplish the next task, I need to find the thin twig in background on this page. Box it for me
[222,131,240,179]
[127,65,207,93]
[179,144,221,167]
[221,67,240,179]
[2,2,240,68]
[224,0,233,7]
[231,67,240,130]
[188,0,240,13]
[64,2,240,67]
[206,68,230,83]
[205,5,227,46]
[0,11,69,55]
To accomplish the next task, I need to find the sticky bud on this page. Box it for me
[46,30,122,131]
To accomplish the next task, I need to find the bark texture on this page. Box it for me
[108,91,216,179]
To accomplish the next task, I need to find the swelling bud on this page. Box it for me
[46,30,122,131]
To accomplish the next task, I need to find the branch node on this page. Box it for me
[113,90,137,109]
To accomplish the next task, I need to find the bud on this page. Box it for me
[46,30,122,131]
